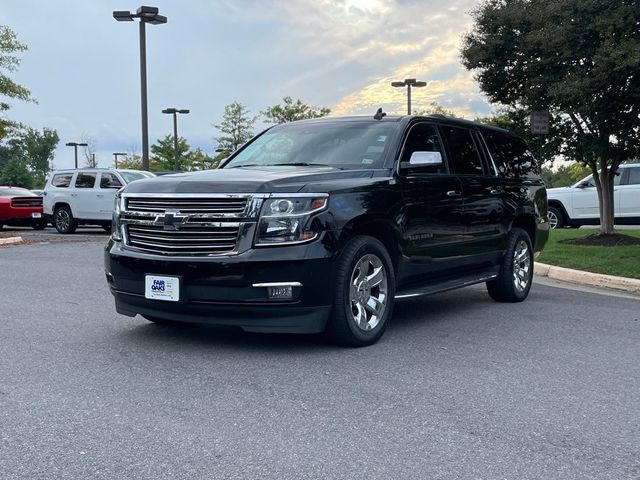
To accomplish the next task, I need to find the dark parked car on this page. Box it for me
[105,114,549,346]
[0,186,47,230]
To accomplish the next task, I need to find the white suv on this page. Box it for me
[43,168,154,233]
[547,163,640,228]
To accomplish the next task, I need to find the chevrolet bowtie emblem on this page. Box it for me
[155,210,188,231]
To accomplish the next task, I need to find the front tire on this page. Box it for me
[326,235,395,347]
[486,228,533,303]
[54,206,77,234]
[548,206,565,229]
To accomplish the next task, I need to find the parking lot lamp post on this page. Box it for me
[113,152,128,169]
[113,6,167,171]
[391,78,427,115]
[162,108,190,171]
[65,142,88,168]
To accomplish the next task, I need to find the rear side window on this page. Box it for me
[51,173,73,188]
[75,173,97,188]
[440,126,484,175]
[627,167,640,185]
[483,131,539,179]
[100,172,123,189]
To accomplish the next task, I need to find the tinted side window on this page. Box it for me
[627,167,640,185]
[441,126,484,175]
[52,173,73,188]
[75,173,97,188]
[100,173,123,189]
[400,123,447,174]
[483,131,539,179]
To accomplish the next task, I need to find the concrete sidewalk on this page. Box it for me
[536,262,640,294]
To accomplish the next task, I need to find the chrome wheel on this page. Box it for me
[548,210,558,229]
[349,254,388,331]
[55,209,70,231]
[512,240,531,293]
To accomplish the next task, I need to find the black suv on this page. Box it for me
[105,114,549,346]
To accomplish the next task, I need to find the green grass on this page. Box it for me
[537,229,640,279]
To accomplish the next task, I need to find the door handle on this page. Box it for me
[446,190,462,197]
[489,189,502,195]
[96,194,104,198]
[71,193,78,197]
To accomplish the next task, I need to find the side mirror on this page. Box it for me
[409,151,443,166]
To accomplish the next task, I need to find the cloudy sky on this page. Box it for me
[3,0,492,169]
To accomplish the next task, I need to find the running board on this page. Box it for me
[395,270,499,300]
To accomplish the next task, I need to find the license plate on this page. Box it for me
[145,275,180,302]
[31,212,42,218]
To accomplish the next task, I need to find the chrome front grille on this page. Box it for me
[125,197,248,215]
[121,194,255,256]
[126,224,241,254]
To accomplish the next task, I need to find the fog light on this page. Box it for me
[253,282,302,301]
[268,286,293,300]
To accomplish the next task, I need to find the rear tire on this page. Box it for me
[487,227,533,303]
[53,206,77,234]
[326,235,395,347]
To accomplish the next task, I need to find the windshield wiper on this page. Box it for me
[268,162,343,169]
[228,162,343,169]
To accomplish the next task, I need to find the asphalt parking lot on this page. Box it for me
[1,230,639,479]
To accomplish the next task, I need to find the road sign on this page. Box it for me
[530,110,550,135]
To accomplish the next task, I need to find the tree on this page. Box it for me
[15,127,59,183]
[541,163,591,188]
[461,0,640,235]
[261,96,331,124]
[214,101,255,153]
[0,26,35,139]
[0,156,33,188]
[414,102,459,117]
[115,152,143,170]
[81,133,97,167]
[150,134,192,171]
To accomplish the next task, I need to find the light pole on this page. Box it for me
[65,142,88,169]
[162,108,190,171]
[391,78,427,115]
[113,152,128,168]
[113,6,167,171]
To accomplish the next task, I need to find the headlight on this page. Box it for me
[255,196,328,246]
[111,192,123,241]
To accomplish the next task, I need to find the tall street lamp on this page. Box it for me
[113,6,167,171]
[162,108,190,171]
[391,78,427,115]
[113,152,128,168]
[65,142,88,168]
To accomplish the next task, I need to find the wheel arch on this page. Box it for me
[547,200,571,222]
[511,213,537,246]
[337,215,400,276]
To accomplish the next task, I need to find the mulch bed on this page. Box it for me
[560,233,640,247]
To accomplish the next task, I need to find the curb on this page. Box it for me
[0,236,23,246]
[535,262,640,294]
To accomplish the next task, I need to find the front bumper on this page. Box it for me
[105,238,336,333]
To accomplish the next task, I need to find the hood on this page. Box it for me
[122,166,380,194]
[546,186,574,195]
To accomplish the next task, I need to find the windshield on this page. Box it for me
[0,187,36,197]
[573,170,622,188]
[223,121,398,170]
[120,171,151,183]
